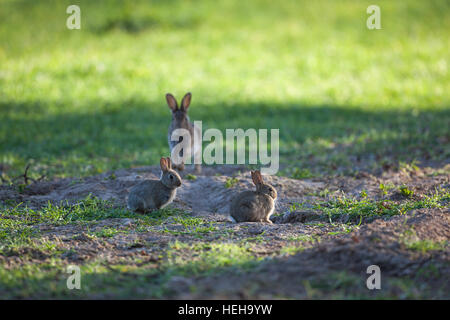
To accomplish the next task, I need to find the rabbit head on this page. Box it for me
[166,92,192,127]
[160,157,182,188]
[251,170,277,200]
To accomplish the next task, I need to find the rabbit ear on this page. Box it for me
[254,170,264,184]
[166,93,178,111]
[160,157,168,171]
[166,157,172,169]
[180,92,192,111]
[251,171,259,185]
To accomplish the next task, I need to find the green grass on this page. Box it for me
[302,271,441,299]
[0,0,449,300]
[0,240,264,299]
[405,239,448,253]
[0,194,188,244]
[224,177,239,188]
[290,186,449,223]
[400,227,448,253]
[163,216,218,237]
[92,227,120,238]
[166,241,260,276]
[0,0,449,179]
[185,174,197,181]
[399,185,414,198]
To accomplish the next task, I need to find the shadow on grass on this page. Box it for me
[1,234,447,299]
[1,99,449,177]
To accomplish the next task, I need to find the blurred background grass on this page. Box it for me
[0,0,449,178]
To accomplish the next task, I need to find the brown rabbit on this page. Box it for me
[127,157,182,213]
[166,92,202,173]
[229,170,277,223]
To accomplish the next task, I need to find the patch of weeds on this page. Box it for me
[105,173,116,180]
[16,183,27,193]
[305,222,326,227]
[399,160,420,174]
[127,240,146,249]
[0,221,36,244]
[287,235,320,243]
[165,216,217,236]
[291,187,449,224]
[0,236,60,257]
[427,164,450,177]
[401,230,448,253]
[2,195,188,227]
[280,244,305,255]
[417,264,440,279]
[143,207,190,226]
[399,185,414,198]
[134,224,149,232]
[224,177,239,188]
[185,174,197,181]
[319,189,331,198]
[93,227,120,238]
[241,231,266,243]
[327,224,356,235]
[173,216,204,227]
[0,259,73,299]
[287,203,304,212]
[69,179,83,186]
[305,271,361,296]
[291,168,314,180]
[0,240,264,298]
[1,199,20,207]
[0,195,190,247]
[379,182,395,196]
[166,241,261,276]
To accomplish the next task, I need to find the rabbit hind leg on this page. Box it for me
[264,218,273,224]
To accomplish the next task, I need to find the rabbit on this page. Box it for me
[127,157,182,213]
[229,170,278,223]
[166,92,202,173]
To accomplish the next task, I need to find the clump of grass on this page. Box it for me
[379,183,395,196]
[166,242,259,276]
[291,168,314,180]
[0,194,189,240]
[167,216,217,236]
[287,235,320,243]
[105,173,117,180]
[399,161,420,174]
[399,185,414,198]
[406,240,448,253]
[290,187,449,223]
[185,174,197,181]
[280,245,305,255]
[400,228,448,253]
[93,227,120,238]
[225,177,239,188]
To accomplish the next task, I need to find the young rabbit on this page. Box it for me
[230,170,278,223]
[127,157,182,213]
[166,92,202,173]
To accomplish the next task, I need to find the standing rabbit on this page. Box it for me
[166,92,202,173]
[127,157,182,213]
[230,170,277,223]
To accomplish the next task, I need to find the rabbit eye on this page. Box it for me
[169,174,173,180]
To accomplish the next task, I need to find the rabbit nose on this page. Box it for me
[177,181,181,186]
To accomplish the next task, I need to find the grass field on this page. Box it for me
[1,0,449,179]
[0,0,449,300]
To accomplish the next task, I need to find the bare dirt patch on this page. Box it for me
[0,164,449,299]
